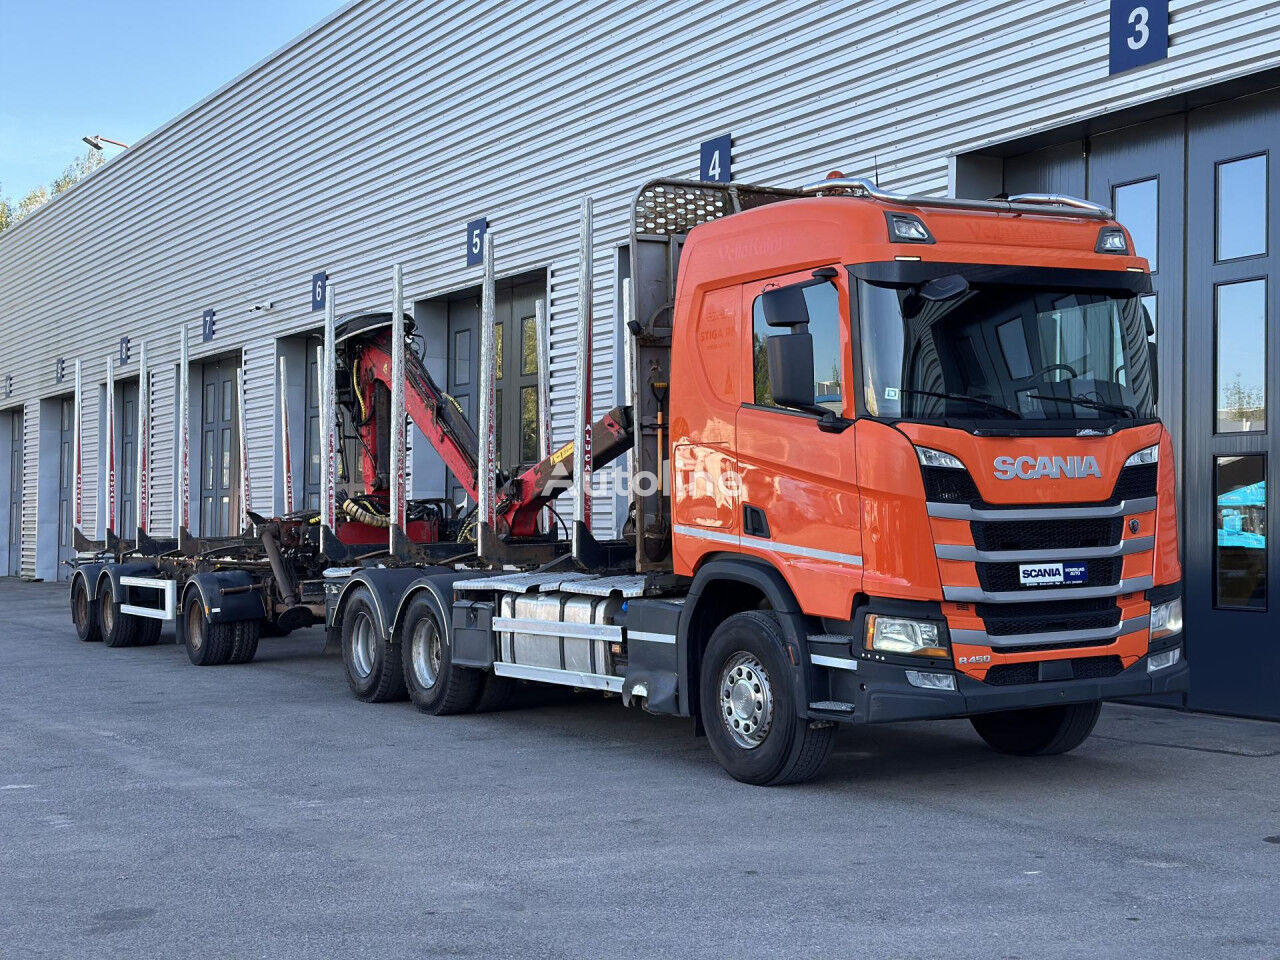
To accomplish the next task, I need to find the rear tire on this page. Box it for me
[98,580,142,648]
[135,618,163,647]
[227,620,261,664]
[698,611,835,785]
[340,588,406,702]
[184,598,232,666]
[472,673,516,713]
[400,594,481,715]
[970,701,1102,756]
[72,576,100,642]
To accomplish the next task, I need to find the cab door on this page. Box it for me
[734,268,862,620]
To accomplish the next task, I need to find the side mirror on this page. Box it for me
[765,332,816,410]
[1148,340,1159,405]
[761,284,811,328]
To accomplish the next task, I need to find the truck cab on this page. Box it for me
[663,181,1187,763]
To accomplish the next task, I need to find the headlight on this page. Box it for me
[916,446,964,469]
[1150,597,1183,641]
[1125,444,1159,467]
[865,614,949,658]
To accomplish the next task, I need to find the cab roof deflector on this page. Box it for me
[800,175,1113,220]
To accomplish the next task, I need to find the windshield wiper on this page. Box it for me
[1024,394,1137,419]
[895,389,1022,419]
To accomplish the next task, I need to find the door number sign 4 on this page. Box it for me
[1109,0,1168,75]
[700,134,732,184]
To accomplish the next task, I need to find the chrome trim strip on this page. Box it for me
[811,654,859,672]
[951,615,1150,648]
[492,616,623,642]
[492,661,623,693]
[935,536,1155,563]
[927,497,1157,521]
[674,523,863,567]
[943,576,1154,604]
[627,630,676,645]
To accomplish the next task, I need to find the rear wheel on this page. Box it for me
[970,702,1102,756]
[400,594,481,715]
[184,598,232,666]
[698,611,834,785]
[98,580,142,648]
[340,588,406,702]
[72,576,100,642]
[227,620,261,664]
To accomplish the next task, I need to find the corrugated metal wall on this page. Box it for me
[0,0,1277,571]
[20,403,38,577]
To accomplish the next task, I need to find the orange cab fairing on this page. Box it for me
[667,192,1168,646]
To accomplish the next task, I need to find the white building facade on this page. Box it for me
[1,0,1277,718]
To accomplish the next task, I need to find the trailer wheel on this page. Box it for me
[184,599,232,666]
[136,618,163,647]
[72,576,101,642]
[969,702,1102,756]
[98,580,142,648]
[400,594,481,715]
[340,587,406,702]
[698,611,834,786]
[227,620,261,665]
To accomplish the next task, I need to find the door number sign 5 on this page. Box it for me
[466,218,488,267]
[1109,0,1168,75]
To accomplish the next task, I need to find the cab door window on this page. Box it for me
[751,280,844,412]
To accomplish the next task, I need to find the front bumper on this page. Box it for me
[810,633,1189,724]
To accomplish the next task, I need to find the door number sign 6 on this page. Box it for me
[1109,0,1168,74]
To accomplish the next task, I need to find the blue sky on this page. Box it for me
[0,0,341,199]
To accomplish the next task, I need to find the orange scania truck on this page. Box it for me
[324,175,1187,786]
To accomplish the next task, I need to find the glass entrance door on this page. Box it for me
[1182,93,1277,718]
[199,360,239,537]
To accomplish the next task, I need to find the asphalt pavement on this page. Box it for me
[1,577,1277,959]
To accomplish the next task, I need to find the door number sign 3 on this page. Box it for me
[700,134,732,184]
[1109,0,1168,75]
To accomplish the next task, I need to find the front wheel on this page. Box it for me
[969,701,1101,756]
[400,594,480,715]
[72,576,100,642]
[698,611,834,786]
[340,588,406,703]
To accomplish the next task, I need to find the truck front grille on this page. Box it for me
[975,597,1121,636]
[983,655,1124,686]
[923,461,1158,509]
[971,517,1122,552]
[976,557,1122,593]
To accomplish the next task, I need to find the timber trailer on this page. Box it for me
[312,176,1188,785]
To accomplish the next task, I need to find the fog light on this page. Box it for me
[905,670,956,691]
[916,446,965,469]
[885,212,934,243]
[1148,647,1181,672]
[1150,597,1183,641]
[866,614,949,658]
[1096,227,1129,254]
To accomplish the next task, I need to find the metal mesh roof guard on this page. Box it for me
[632,180,799,237]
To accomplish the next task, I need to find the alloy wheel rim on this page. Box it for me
[719,651,774,749]
[410,618,441,688]
[351,611,375,679]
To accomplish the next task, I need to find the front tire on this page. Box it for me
[340,588,406,702]
[400,594,481,714]
[72,576,101,642]
[970,701,1102,756]
[698,611,834,785]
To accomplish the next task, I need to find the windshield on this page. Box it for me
[858,280,1155,423]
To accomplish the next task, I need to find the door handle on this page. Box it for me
[743,504,771,539]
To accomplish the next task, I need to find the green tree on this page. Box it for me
[0,149,105,233]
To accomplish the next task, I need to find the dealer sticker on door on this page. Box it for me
[1018,562,1088,587]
